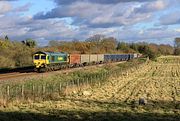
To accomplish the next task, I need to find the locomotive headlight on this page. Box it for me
[34,62,40,65]
[37,62,40,66]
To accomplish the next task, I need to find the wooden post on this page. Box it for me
[0,87,2,99]
[97,75,101,85]
[42,84,46,95]
[70,80,73,87]
[37,85,39,97]
[71,80,74,86]
[51,84,54,93]
[7,85,10,97]
[86,78,89,86]
[21,84,24,98]
[89,76,93,83]
[77,79,80,87]
[59,83,62,95]
[102,73,103,80]
[32,84,35,97]
[66,82,68,89]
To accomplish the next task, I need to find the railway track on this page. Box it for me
[0,61,126,82]
[0,72,37,81]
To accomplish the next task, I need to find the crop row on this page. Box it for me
[73,56,180,110]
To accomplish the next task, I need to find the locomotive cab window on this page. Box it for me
[41,55,46,60]
[34,55,39,60]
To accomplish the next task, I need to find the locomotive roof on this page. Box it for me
[34,51,68,55]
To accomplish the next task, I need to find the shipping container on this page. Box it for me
[69,54,81,64]
[90,54,98,62]
[104,54,110,62]
[126,54,130,60]
[104,54,117,62]
[80,54,90,64]
[104,54,131,62]
[128,54,131,60]
[110,55,116,61]
[97,54,104,62]
[130,54,135,59]
[117,54,124,61]
[133,53,138,58]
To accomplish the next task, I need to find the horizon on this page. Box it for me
[0,0,180,46]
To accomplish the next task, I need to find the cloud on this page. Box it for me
[13,3,32,12]
[134,0,168,13]
[175,28,180,33]
[34,1,159,28]
[117,27,179,44]
[160,11,180,25]
[0,14,80,45]
[0,12,178,46]
[77,26,179,44]
[0,1,29,15]
[0,0,18,2]
[0,0,178,46]
[53,0,155,5]
[0,1,12,14]
[34,0,171,29]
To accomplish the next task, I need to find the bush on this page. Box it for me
[0,39,34,68]
[138,44,159,60]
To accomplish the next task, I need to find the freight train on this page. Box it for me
[33,51,139,72]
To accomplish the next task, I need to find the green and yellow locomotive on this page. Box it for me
[33,51,68,72]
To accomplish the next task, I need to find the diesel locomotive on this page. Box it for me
[33,51,138,72]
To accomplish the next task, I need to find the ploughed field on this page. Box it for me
[0,56,180,121]
[82,56,180,103]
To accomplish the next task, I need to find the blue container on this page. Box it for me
[104,54,111,62]
[104,54,132,62]
[129,54,134,60]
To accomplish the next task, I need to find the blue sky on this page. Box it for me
[0,0,180,46]
[12,0,55,16]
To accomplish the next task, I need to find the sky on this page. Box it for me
[0,0,180,46]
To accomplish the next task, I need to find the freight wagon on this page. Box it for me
[33,51,138,72]
[104,54,134,62]
[69,54,81,66]
[80,54,104,65]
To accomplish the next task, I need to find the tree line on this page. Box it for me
[0,37,36,68]
[47,35,174,60]
[0,34,179,68]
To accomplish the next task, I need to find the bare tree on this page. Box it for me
[174,38,180,55]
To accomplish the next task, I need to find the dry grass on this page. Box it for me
[0,56,180,121]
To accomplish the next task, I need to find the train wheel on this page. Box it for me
[38,67,47,73]
[34,68,38,72]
